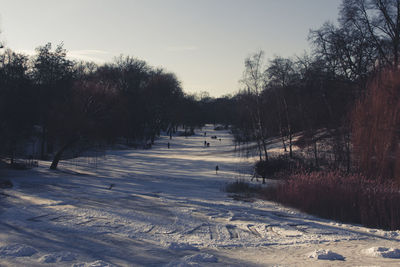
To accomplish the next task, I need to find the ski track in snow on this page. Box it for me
[0,125,400,266]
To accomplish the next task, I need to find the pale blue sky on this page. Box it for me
[0,0,341,96]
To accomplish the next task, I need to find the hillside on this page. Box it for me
[0,125,399,266]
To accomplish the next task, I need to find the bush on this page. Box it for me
[224,179,259,194]
[224,180,261,202]
[262,171,400,230]
[254,155,315,179]
[352,70,400,181]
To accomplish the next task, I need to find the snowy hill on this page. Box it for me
[0,125,399,266]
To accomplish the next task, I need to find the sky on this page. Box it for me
[0,0,342,97]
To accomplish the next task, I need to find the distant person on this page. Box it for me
[204,141,207,147]
[215,165,219,174]
[204,132,206,137]
[167,142,170,149]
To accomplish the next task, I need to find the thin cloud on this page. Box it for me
[67,49,111,63]
[166,46,199,52]
[14,49,36,56]
[13,49,111,63]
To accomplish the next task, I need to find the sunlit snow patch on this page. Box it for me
[164,253,218,266]
[308,249,345,261]
[182,253,218,263]
[72,260,116,267]
[363,247,400,258]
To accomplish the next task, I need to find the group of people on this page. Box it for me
[206,132,220,174]
[166,131,220,174]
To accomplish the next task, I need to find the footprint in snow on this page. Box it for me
[383,231,399,238]
[165,242,199,251]
[72,260,116,267]
[164,253,218,267]
[0,244,37,257]
[38,251,76,263]
[226,224,239,239]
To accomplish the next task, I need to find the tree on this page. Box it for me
[31,42,74,159]
[309,21,376,84]
[240,51,269,162]
[0,49,35,163]
[142,70,184,142]
[339,0,400,68]
[266,56,298,158]
[110,55,151,142]
[49,80,120,169]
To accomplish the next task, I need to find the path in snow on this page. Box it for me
[0,125,400,266]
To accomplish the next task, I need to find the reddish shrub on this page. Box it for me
[352,70,400,181]
[264,171,400,230]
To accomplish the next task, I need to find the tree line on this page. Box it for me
[1,0,399,181]
[0,43,233,169]
[230,0,400,181]
[227,0,400,229]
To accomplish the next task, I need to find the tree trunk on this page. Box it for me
[280,129,287,152]
[40,126,47,160]
[256,138,263,161]
[10,151,14,165]
[346,132,351,173]
[313,139,319,168]
[50,137,79,170]
[282,95,293,158]
[289,131,293,158]
[255,103,269,162]
[261,137,269,162]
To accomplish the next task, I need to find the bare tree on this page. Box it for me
[0,50,34,164]
[241,51,269,161]
[266,56,298,158]
[32,43,74,160]
[339,0,400,68]
[309,21,376,85]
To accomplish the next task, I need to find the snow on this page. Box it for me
[39,252,76,263]
[308,249,345,261]
[165,253,218,267]
[165,242,200,251]
[72,260,116,267]
[0,125,400,266]
[363,247,400,258]
[0,244,37,257]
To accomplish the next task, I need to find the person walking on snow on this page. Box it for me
[215,165,219,174]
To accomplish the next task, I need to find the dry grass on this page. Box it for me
[262,171,400,230]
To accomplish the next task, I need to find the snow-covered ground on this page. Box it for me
[0,125,400,266]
